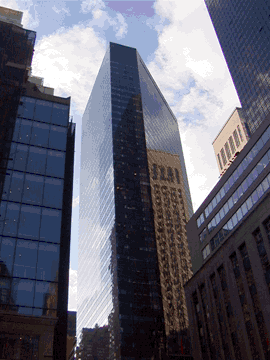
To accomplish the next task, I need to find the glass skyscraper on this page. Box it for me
[0,7,75,359]
[79,42,193,359]
[204,0,270,135]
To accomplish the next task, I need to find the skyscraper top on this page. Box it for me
[204,0,270,135]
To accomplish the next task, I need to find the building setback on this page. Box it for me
[185,114,270,359]
[204,0,270,135]
[78,42,193,359]
[0,6,75,359]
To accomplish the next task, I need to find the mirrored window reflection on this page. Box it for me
[46,150,65,178]
[0,238,16,276]
[27,147,47,175]
[30,122,50,147]
[36,243,59,281]
[2,175,11,200]
[17,120,32,144]
[40,209,62,243]
[9,172,24,203]
[43,178,63,208]
[7,143,17,170]
[18,206,41,240]
[14,145,28,172]
[34,100,53,123]
[49,126,67,150]
[3,203,20,237]
[0,202,7,235]
[12,278,35,307]
[51,103,69,126]
[13,240,38,279]
[34,281,58,309]
[17,97,35,119]
[23,174,44,205]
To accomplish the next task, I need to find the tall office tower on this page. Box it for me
[0,7,75,360]
[204,0,270,135]
[185,115,270,359]
[79,42,193,359]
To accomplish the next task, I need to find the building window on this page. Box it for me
[224,142,231,160]
[160,167,166,181]
[174,168,180,184]
[217,154,223,170]
[233,130,240,148]
[229,136,236,154]
[167,167,174,182]
[199,228,207,242]
[152,164,158,180]
[221,148,227,165]
[202,244,210,260]
[237,125,244,142]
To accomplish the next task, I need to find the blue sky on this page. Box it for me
[2,0,241,311]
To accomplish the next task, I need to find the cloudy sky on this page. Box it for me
[2,0,241,311]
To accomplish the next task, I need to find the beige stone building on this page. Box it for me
[213,108,249,175]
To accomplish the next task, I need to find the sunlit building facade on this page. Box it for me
[204,0,270,135]
[79,42,193,359]
[0,7,75,359]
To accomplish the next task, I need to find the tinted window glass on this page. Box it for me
[23,174,44,205]
[2,173,11,200]
[0,201,7,235]
[12,279,35,307]
[18,120,32,144]
[17,97,35,119]
[36,243,59,281]
[43,178,63,209]
[14,144,28,171]
[30,122,50,147]
[34,281,58,309]
[40,209,62,243]
[3,203,20,237]
[18,205,41,240]
[13,240,38,279]
[27,147,47,174]
[51,103,69,126]
[46,150,65,178]
[0,237,16,275]
[49,126,67,150]
[34,100,53,123]
[9,172,24,202]
[12,118,21,142]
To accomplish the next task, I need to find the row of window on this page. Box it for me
[0,277,58,310]
[0,202,62,243]
[217,126,243,170]
[0,237,59,281]
[13,117,67,151]
[208,148,270,233]
[18,97,69,127]
[6,143,66,178]
[202,171,270,258]
[197,124,270,227]
[3,170,63,208]
[152,164,181,184]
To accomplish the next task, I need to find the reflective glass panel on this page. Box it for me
[17,97,35,119]
[51,103,69,126]
[9,172,24,202]
[13,240,38,279]
[36,243,59,281]
[34,100,53,123]
[27,147,47,174]
[12,119,21,142]
[3,203,20,236]
[43,178,63,208]
[17,120,32,144]
[14,144,28,172]
[49,126,67,150]
[46,150,65,178]
[30,122,50,147]
[12,278,35,307]
[0,238,16,276]
[23,174,44,205]
[34,281,58,309]
[40,209,62,243]
[18,205,41,240]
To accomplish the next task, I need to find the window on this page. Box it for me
[229,136,236,154]
[217,154,223,170]
[167,167,174,182]
[160,167,166,181]
[221,148,227,165]
[152,164,157,180]
[233,130,240,147]
[13,240,38,279]
[199,228,207,242]
[202,244,210,259]
[12,279,35,307]
[175,169,180,184]
[225,142,231,159]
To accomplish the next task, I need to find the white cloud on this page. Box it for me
[31,24,106,114]
[80,0,105,14]
[68,268,77,311]
[146,0,241,210]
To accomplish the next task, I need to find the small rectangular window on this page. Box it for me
[233,130,240,147]
[225,142,231,160]
[229,136,236,154]
[221,148,227,165]
[217,153,223,170]
[237,125,244,142]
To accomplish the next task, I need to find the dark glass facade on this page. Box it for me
[204,0,270,135]
[79,43,193,359]
[0,80,75,359]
